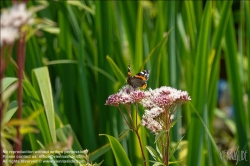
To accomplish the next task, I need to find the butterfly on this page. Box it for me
[127,63,150,89]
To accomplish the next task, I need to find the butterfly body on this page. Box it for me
[127,64,150,89]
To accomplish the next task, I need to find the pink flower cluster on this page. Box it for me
[105,85,146,106]
[105,85,191,134]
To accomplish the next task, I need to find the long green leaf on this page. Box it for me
[146,32,170,88]
[224,10,249,166]
[100,134,132,166]
[245,1,250,135]
[33,67,56,143]
[90,130,129,162]
[184,1,197,52]
[22,80,52,148]
[187,2,212,166]
[207,2,233,165]
[106,55,126,84]
[134,1,143,71]
[189,103,226,165]
[146,146,161,162]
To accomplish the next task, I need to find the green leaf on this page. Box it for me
[1,106,18,126]
[100,134,132,166]
[170,116,182,128]
[146,146,161,162]
[245,1,250,131]
[146,31,170,88]
[152,162,165,166]
[169,136,184,159]
[187,1,212,166]
[1,78,18,107]
[155,130,167,143]
[142,31,170,71]
[90,130,129,162]
[41,27,60,34]
[168,159,183,165]
[117,1,136,59]
[67,1,95,15]
[1,77,18,92]
[224,8,250,165]
[184,1,196,51]
[189,103,226,166]
[22,80,52,147]
[134,1,143,71]
[106,55,126,83]
[32,67,56,143]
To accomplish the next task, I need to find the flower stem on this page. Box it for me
[118,103,146,165]
[134,129,146,166]
[134,103,146,166]
[117,106,133,129]
[164,110,170,166]
[14,30,26,162]
[125,105,134,128]
[135,102,138,128]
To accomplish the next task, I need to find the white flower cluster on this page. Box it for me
[141,86,191,134]
[0,3,32,47]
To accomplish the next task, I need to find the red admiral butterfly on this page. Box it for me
[127,63,150,89]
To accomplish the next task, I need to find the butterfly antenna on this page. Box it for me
[128,63,131,77]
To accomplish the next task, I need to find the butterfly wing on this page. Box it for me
[126,63,150,89]
[130,77,146,88]
[130,70,150,89]
[134,70,150,81]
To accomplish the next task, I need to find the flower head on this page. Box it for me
[105,85,146,106]
[0,27,19,46]
[141,86,191,133]
[141,115,163,134]
[105,93,120,106]
[141,86,191,109]
[130,90,146,102]
[140,89,157,109]
[1,3,32,28]
[144,107,164,119]
[1,3,32,47]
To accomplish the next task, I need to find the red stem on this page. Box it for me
[118,104,146,166]
[164,110,171,166]
[14,31,26,162]
[136,102,138,127]
[134,103,146,166]
[117,106,133,129]
[134,130,146,166]
[127,105,134,125]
